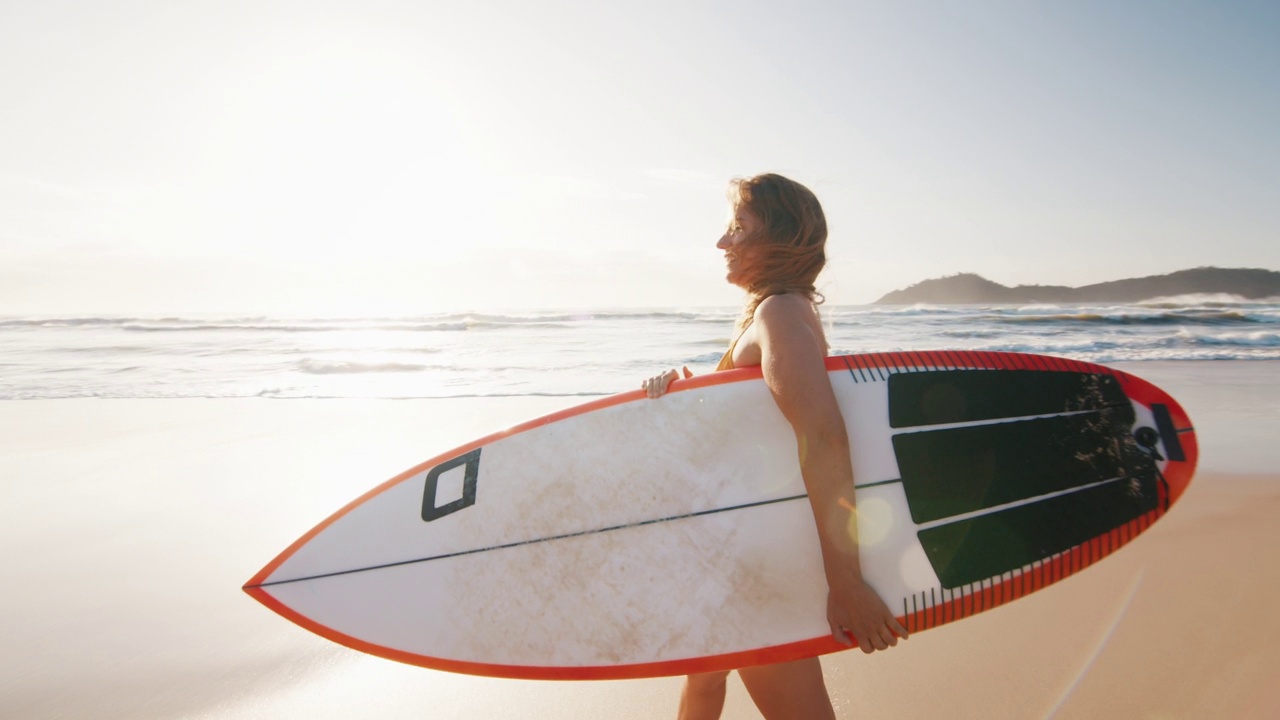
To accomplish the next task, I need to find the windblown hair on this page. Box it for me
[729,173,828,328]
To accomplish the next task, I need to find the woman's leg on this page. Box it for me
[737,658,836,720]
[677,670,730,720]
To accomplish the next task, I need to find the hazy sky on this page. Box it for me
[2,0,1277,315]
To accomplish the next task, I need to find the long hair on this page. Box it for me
[728,173,828,329]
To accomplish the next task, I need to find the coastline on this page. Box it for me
[2,359,1277,719]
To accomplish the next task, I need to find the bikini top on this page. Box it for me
[716,321,751,372]
[715,347,735,372]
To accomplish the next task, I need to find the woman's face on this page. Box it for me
[716,204,762,287]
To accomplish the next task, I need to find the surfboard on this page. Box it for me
[244,350,1197,680]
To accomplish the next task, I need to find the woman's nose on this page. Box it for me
[716,234,731,250]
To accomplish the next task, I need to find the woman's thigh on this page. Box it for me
[737,658,836,720]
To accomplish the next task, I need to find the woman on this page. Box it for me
[642,174,908,720]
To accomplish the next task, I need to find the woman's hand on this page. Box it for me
[641,366,692,398]
[825,569,910,654]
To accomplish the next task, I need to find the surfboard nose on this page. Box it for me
[1117,368,1198,509]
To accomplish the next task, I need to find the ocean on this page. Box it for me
[3,295,1278,400]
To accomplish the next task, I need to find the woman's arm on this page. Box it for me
[754,295,908,654]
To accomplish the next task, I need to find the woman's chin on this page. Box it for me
[725,272,750,289]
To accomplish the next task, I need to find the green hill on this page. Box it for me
[874,267,1280,304]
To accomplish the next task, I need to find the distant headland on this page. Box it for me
[874,267,1280,304]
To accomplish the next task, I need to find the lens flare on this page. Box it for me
[847,496,894,547]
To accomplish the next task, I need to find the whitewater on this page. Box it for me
[2,296,1278,400]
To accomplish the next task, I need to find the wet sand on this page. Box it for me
[2,361,1277,719]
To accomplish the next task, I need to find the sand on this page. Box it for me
[1,361,1277,719]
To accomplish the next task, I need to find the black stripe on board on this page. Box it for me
[917,473,1159,589]
[841,355,867,384]
[250,493,810,589]
[893,407,1150,524]
[1152,403,1187,462]
[888,370,1130,428]
[855,478,903,490]
[863,354,882,381]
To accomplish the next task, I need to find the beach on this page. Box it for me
[2,361,1278,719]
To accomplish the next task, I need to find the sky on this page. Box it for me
[1,0,1277,315]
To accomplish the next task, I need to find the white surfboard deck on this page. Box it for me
[245,351,1197,679]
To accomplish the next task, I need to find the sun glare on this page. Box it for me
[186,24,493,266]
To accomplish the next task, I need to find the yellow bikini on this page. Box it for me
[716,322,751,371]
[715,348,735,372]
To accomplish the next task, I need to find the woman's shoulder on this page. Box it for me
[755,292,816,322]
[754,293,826,351]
